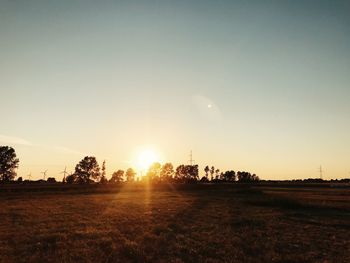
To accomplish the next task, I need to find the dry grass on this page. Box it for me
[0,184,349,263]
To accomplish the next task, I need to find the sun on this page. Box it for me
[137,149,159,170]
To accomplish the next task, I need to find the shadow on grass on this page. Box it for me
[239,188,350,222]
[248,194,305,210]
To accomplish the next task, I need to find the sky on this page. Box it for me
[1,0,350,180]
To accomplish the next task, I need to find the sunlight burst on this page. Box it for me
[137,149,159,170]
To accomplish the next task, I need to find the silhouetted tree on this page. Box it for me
[237,171,259,182]
[47,177,56,183]
[204,165,210,180]
[100,176,108,184]
[223,170,236,182]
[74,156,100,183]
[210,166,215,181]
[237,171,244,182]
[186,165,199,182]
[126,168,136,182]
[110,170,124,183]
[175,165,186,182]
[175,164,198,183]
[147,162,161,182]
[17,177,23,182]
[100,160,107,183]
[0,146,19,182]
[66,173,76,184]
[215,169,220,180]
[160,162,174,182]
[200,176,209,182]
[251,174,259,181]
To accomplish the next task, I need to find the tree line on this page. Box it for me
[0,146,259,184]
[64,156,259,184]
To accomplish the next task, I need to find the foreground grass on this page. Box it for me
[0,184,349,263]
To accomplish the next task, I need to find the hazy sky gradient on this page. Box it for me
[1,0,350,180]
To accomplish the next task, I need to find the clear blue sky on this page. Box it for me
[1,0,350,180]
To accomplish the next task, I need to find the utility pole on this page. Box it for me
[189,150,195,166]
[61,167,69,183]
[319,166,323,180]
[41,170,48,180]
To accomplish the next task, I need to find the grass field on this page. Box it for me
[0,183,349,263]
